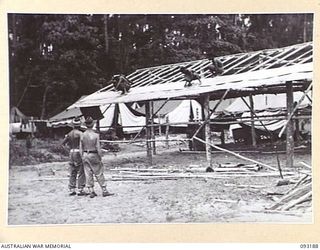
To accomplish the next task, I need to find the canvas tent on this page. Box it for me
[134,98,235,128]
[48,107,83,128]
[97,103,145,134]
[226,92,311,113]
[48,103,145,134]
[9,106,35,135]
[224,92,312,142]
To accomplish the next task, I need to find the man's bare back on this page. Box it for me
[80,129,101,157]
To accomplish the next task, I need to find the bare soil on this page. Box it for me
[8,138,312,225]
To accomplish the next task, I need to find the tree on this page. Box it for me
[8,13,313,119]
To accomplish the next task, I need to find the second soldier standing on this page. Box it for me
[61,117,87,196]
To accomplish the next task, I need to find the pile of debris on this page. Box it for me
[268,174,312,211]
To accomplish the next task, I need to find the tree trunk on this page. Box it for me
[40,85,50,119]
[11,14,18,105]
[303,14,307,43]
[103,15,109,55]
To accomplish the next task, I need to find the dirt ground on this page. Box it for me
[8,137,312,225]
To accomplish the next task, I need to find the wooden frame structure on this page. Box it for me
[95,42,312,91]
[71,42,313,171]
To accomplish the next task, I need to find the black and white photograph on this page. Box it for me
[7,13,313,225]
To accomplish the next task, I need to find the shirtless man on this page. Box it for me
[112,74,131,94]
[80,116,114,198]
[180,67,202,87]
[61,117,86,196]
[207,57,224,76]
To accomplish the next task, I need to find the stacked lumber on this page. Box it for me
[107,162,295,181]
[268,175,312,211]
[211,163,263,173]
[108,166,229,181]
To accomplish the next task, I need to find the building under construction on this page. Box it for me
[70,42,313,170]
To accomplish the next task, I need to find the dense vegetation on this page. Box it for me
[8,14,313,119]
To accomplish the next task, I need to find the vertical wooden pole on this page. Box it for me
[30,116,34,137]
[151,101,156,155]
[295,118,301,142]
[286,82,294,168]
[249,94,257,147]
[220,129,225,145]
[204,94,212,166]
[145,101,152,165]
[158,114,162,136]
[165,116,169,149]
[96,120,100,134]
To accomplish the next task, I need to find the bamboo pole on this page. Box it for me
[278,82,313,138]
[96,119,100,133]
[240,96,283,178]
[165,116,169,149]
[249,94,257,147]
[286,82,295,169]
[151,101,156,155]
[192,88,230,139]
[193,136,277,171]
[282,191,312,211]
[220,129,225,145]
[158,114,162,136]
[131,98,170,143]
[204,94,212,166]
[101,138,191,144]
[30,116,34,137]
[145,101,152,165]
[96,114,311,129]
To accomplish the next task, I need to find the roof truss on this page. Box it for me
[97,42,312,93]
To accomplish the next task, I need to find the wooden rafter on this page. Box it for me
[122,42,312,89]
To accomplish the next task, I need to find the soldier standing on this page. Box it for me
[80,116,114,198]
[61,117,87,196]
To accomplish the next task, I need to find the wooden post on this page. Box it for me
[96,119,100,134]
[145,101,152,165]
[249,94,257,146]
[203,94,212,166]
[165,116,169,149]
[151,101,156,155]
[220,129,225,145]
[286,82,294,168]
[158,114,162,136]
[30,116,34,137]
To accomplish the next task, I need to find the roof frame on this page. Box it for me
[71,42,313,108]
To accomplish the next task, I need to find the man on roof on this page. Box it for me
[111,74,132,94]
[180,66,202,87]
[207,57,224,77]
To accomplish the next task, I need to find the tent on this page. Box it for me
[224,92,312,141]
[48,103,145,134]
[48,107,83,128]
[97,103,145,134]
[134,99,236,128]
[226,92,311,113]
[9,106,35,135]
